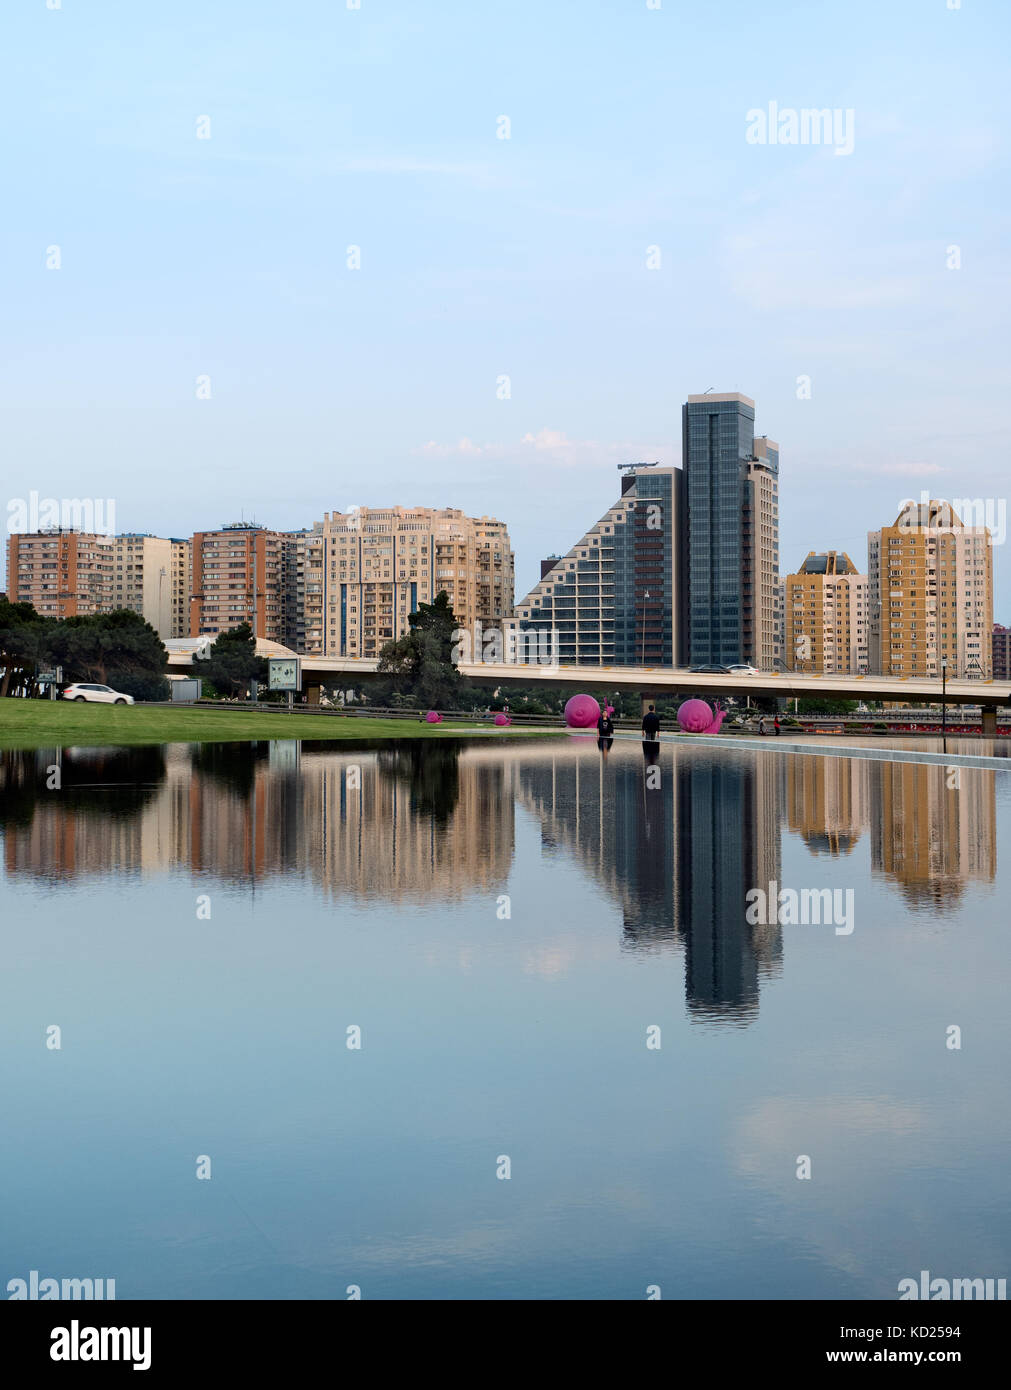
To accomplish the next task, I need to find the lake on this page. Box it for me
[1,735,1008,1299]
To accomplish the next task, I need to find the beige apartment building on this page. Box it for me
[280,529,326,656]
[170,538,191,639]
[189,523,285,641]
[867,501,993,678]
[743,437,781,669]
[785,551,868,674]
[312,507,514,658]
[111,534,176,637]
[6,530,114,617]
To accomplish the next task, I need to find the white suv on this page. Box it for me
[62,683,135,705]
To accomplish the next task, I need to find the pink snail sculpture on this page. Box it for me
[564,694,601,729]
[494,712,511,726]
[425,710,443,723]
[676,698,727,734]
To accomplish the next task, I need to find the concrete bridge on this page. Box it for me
[165,648,1011,737]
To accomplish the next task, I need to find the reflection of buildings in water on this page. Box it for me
[0,743,513,901]
[1,745,172,880]
[516,743,785,1024]
[299,746,514,901]
[869,761,996,907]
[783,751,996,907]
[3,737,997,957]
[786,755,868,858]
[675,749,784,1023]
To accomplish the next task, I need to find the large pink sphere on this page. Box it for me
[564,694,601,729]
[425,710,443,723]
[494,712,511,726]
[677,698,713,733]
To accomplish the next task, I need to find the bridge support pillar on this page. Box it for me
[981,705,997,738]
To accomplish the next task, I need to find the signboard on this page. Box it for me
[267,657,301,692]
[168,678,201,703]
[37,665,63,701]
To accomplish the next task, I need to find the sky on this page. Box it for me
[2,0,1009,615]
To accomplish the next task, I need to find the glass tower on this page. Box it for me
[682,393,757,666]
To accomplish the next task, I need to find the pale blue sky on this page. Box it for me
[2,0,1009,613]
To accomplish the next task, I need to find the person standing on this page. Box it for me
[641,704,660,740]
[773,715,781,736]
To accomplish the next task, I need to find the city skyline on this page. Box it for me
[4,461,1005,622]
[5,471,1003,678]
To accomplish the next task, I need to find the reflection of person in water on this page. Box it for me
[596,707,614,752]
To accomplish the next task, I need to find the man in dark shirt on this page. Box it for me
[641,704,661,740]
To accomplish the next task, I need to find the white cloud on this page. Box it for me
[852,461,946,477]
[414,429,669,470]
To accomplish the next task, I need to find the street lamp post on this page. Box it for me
[941,657,948,737]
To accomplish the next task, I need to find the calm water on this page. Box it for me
[1,735,1009,1300]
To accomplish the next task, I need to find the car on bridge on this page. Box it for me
[726,663,760,675]
[689,664,732,674]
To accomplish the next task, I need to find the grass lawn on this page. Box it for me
[0,700,558,750]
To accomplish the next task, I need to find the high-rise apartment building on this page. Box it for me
[785,552,868,674]
[743,437,781,669]
[189,523,284,641]
[311,507,513,658]
[773,577,786,669]
[512,464,687,666]
[993,623,1011,681]
[112,534,174,637]
[682,393,779,667]
[280,529,326,656]
[170,538,191,638]
[867,501,993,679]
[6,530,114,617]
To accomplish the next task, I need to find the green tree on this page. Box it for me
[377,592,464,710]
[45,609,168,692]
[795,698,859,716]
[200,622,265,697]
[0,598,50,698]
